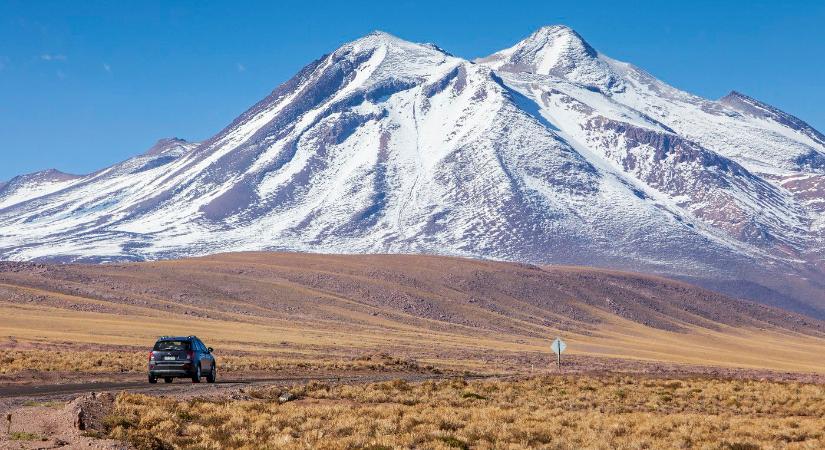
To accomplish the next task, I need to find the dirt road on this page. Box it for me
[0,371,476,402]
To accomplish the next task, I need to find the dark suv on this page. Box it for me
[148,336,216,384]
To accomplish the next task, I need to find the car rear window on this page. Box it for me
[153,340,191,351]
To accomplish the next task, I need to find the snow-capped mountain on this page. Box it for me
[1,26,824,315]
[0,169,82,210]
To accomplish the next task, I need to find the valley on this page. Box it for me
[1,252,824,375]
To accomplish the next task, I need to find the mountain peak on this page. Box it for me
[339,30,439,55]
[0,168,79,195]
[143,137,194,157]
[720,91,825,145]
[478,25,596,71]
[476,24,620,90]
[322,30,454,83]
[366,30,395,39]
[530,24,593,51]
[22,168,80,182]
[720,90,753,103]
[359,30,403,44]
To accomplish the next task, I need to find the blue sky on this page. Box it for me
[1,0,823,180]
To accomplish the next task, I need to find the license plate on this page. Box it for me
[164,356,176,361]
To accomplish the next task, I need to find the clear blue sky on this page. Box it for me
[1,0,823,180]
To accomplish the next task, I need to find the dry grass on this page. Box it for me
[5,296,825,376]
[0,349,431,375]
[106,375,825,449]
[3,252,825,376]
[0,349,143,374]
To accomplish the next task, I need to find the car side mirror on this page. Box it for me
[207,347,213,353]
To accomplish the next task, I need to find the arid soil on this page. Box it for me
[2,252,825,374]
[0,254,818,334]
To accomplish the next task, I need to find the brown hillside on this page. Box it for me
[0,252,823,372]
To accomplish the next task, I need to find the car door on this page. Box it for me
[203,341,215,369]
[194,340,205,370]
[196,339,212,370]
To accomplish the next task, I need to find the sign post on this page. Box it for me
[551,337,566,368]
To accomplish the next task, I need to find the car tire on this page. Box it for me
[148,374,157,384]
[206,363,216,383]
[164,377,173,383]
[192,364,201,383]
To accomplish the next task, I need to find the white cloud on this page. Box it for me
[103,63,111,73]
[41,53,67,62]
[236,62,246,72]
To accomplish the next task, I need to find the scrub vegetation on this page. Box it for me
[4,253,825,376]
[104,375,825,449]
[0,349,431,375]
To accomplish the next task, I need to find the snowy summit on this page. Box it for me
[1,26,824,315]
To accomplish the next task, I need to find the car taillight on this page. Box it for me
[187,351,194,361]
[149,351,155,361]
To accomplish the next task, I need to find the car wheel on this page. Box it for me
[164,377,173,383]
[192,364,201,383]
[148,374,157,384]
[206,363,216,383]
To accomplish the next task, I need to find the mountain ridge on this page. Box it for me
[1,26,823,316]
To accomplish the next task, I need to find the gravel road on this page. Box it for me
[0,371,480,402]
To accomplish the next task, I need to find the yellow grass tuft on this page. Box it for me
[0,349,431,375]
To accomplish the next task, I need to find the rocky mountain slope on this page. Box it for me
[0,26,823,314]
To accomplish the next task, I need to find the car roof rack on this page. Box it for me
[156,335,196,340]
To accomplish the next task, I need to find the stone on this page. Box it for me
[278,392,297,404]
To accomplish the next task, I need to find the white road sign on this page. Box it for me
[551,337,566,355]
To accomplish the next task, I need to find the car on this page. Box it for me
[148,336,216,384]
